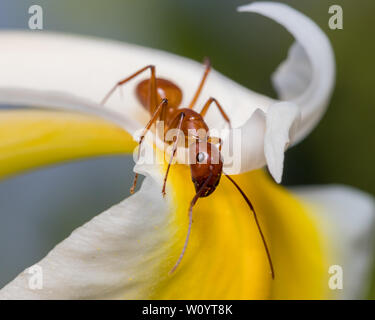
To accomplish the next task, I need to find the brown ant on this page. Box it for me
[101,59,274,278]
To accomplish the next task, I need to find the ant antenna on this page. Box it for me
[169,172,213,275]
[225,175,275,279]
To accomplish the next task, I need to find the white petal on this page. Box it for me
[239,2,336,143]
[0,154,174,299]
[273,43,312,101]
[0,31,272,133]
[222,109,266,175]
[0,88,141,134]
[264,102,300,183]
[0,30,272,170]
[222,2,335,177]
[0,2,334,179]
[292,185,375,299]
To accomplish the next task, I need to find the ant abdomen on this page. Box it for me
[136,78,182,115]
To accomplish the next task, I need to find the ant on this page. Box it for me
[101,58,274,278]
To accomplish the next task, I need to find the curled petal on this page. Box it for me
[239,2,336,143]
[264,102,300,183]
[223,109,266,175]
[222,2,335,178]
[273,43,312,101]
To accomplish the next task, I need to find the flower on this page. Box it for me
[0,2,374,299]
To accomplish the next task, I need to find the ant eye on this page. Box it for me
[196,152,206,163]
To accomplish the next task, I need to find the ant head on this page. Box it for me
[189,141,223,197]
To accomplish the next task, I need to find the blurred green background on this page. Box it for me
[0,0,374,297]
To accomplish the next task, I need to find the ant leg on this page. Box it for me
[188,58,211,109]
[200,97,231,128]
[130,98,169,194]
[162,112,186,197]
[207,136,223,151]
[100,65,157,113]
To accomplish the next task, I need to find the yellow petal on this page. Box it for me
[233,170,329,299]
[0,109,328,300]
[0,109,136,180]
[151,165,271,299]
[151,167,328,299]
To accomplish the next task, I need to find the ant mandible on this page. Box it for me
[101,58,274,278]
